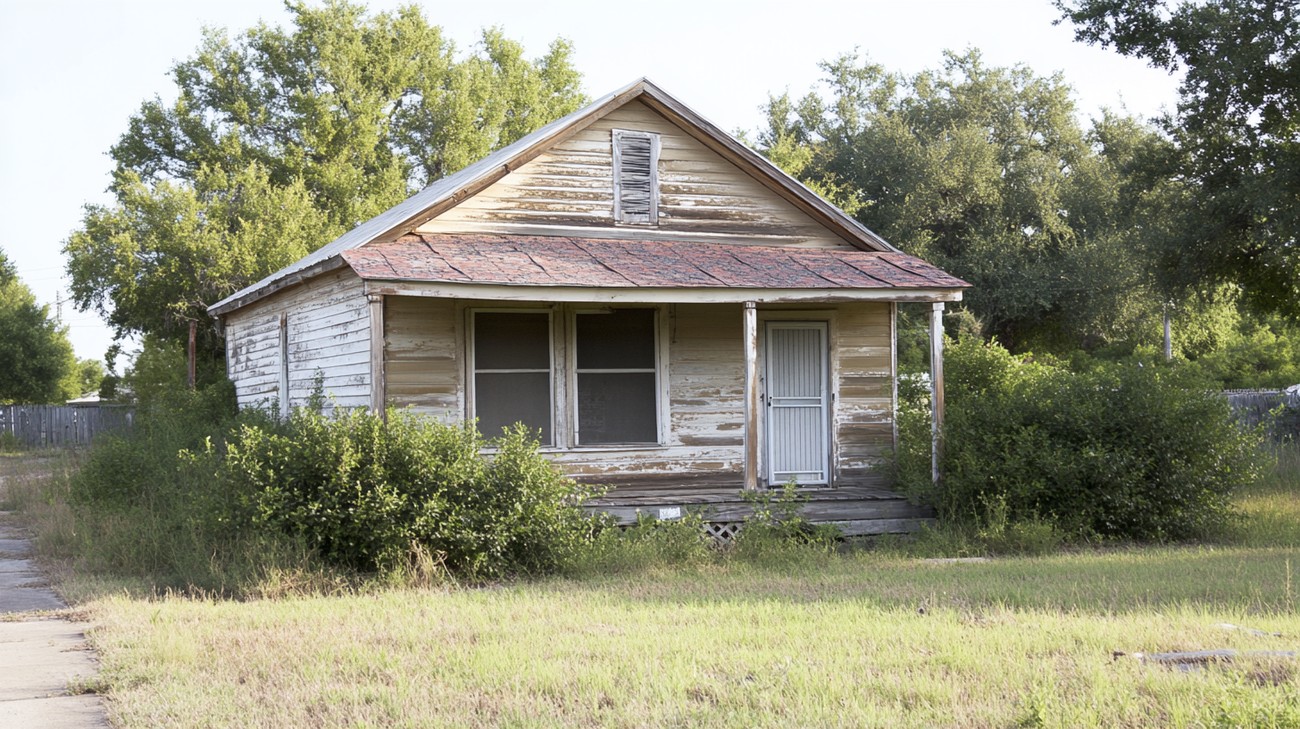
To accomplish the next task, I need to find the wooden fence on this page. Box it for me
[1223,389,1300,437]
[0,404,135,449]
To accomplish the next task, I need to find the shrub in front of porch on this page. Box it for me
[898,338,1267,541]
[215,410,602,579]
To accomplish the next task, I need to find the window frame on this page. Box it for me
[568,306,665,447]
[612,129,660,226]
[465,304,668,450]
[467,307,557,447]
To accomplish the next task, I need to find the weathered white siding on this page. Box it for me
[224,269,371,411]
[831,302,894,481]
[418,100,854,249]
[380,296,893,485]
[383,295,461,422]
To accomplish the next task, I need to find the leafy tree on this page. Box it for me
[63,359,106,400]
[1057,0,1300,318]
[65,1,586,371]
[0,249,77,403]
[759,51,1175,352]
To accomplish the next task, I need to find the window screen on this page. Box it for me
[576,308,658,444]
[613,130,659,225]
[473,312,551,444]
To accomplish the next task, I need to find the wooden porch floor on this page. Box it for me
[582,479,935,537]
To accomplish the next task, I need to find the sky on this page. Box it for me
[0,0,1183,364]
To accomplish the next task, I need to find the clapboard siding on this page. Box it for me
[224,269,371,411]
[384,295,461,421]
[376,296,893,486]
[418,100,855,249]
[669,303,745,452]
[833,302,893,482]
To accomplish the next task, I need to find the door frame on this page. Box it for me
[762,319,831,487]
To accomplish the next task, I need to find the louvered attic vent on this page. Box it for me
[613,129,659,225]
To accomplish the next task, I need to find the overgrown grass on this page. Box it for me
[85,546,1300,728]
[6,444,1299,727]
[1231,442,1300,548]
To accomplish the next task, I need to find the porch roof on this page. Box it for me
[342,233,969,294]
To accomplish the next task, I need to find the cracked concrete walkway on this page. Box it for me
[0,512,108,728]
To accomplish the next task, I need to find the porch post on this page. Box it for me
[368,293,386,417]
[930,301,945,486]
[742,301,760,491]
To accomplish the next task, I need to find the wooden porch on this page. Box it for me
[583,478,935,537]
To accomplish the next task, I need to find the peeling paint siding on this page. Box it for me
[383,295,461,422]
[834,302,893,482]
[378,297,894,485]
[224,270,371,411]
[669,303,744,454]
[546,448,741,478]
[418,100,854,249]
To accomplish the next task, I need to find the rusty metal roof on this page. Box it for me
[342,234,969,291]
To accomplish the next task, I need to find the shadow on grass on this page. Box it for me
[544,543,1299,617]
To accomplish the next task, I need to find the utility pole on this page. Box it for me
[1163,303,1173,362]
[188,321,197,390]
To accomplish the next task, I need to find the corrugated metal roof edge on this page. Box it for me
[207,77,902,317]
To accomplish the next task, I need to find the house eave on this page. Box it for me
[208,255,350,318]
[361,279,965,304]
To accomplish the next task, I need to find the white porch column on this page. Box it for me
[930,301,945,486]
[368,293,386,416]
[742,301,760,491]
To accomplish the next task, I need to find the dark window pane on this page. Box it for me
[576,309,655,369]
[475,312,549,370]
[475,372,550,444]
[578,372,657,444]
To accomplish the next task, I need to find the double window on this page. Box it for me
[471,307,661,447]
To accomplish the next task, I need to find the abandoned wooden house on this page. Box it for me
[206,79,969,536]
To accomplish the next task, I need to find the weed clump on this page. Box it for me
[898,337,1267,542]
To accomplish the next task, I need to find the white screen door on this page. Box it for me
[764,322,829,486]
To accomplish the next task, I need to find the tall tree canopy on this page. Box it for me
[0,248,78,404]
[65,0,585,365]
[1057,0,1300,317]
[760,51,1175,351]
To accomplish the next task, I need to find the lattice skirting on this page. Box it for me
[702,521,743,544]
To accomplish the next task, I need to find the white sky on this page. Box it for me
[0,0,1181,363]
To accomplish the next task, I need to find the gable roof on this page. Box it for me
[208,78,900,317]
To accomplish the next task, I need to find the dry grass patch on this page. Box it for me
[86,548,1300,728]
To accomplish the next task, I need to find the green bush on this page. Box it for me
[899,338,1266,541]
[1186,320,1300,390]
[217,409,601,579]
[569,511,715,575]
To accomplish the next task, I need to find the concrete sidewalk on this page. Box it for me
[0,513,108,728]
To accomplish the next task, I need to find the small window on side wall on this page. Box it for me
[613,130,659,225]
[472,311,552,445]
[575,308,658,445]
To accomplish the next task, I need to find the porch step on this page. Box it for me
[584,484,935,536]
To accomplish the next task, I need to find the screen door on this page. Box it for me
[764,322,829,486]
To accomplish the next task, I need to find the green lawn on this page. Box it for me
[7,448,1300,727]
